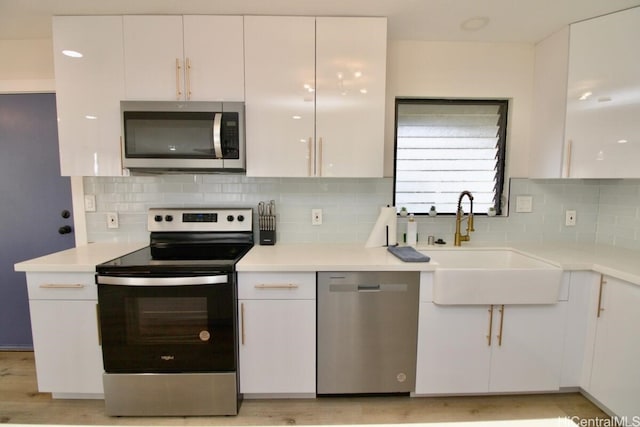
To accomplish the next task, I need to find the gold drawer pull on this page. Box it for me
[254,284,299,290]
[487,305,494,346]
[240,303,245,345]
[39,284,85,289]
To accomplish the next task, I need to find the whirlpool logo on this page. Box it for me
[160,355,175,361]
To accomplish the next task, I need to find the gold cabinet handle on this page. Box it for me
[563,139,573,178]
[95,303,102,346]
[254,284,299,289]
[185,57,192,100]
[39,284,85,289]
[497,305,505,346]
[240,303,245,345]
[307,137,313,177]
[487,305,494,346]
[318,137,323,177]
[175,58,183,100]
[597,275,607,318]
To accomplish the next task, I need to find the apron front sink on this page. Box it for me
[426,249,562,305]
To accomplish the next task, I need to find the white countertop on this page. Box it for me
[237,241,640,286]
[237,243,438,272]
[13,239,640,287]
[13,241,147,273]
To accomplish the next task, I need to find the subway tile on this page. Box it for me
[82,176,640,249]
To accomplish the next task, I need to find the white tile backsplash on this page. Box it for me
[84,175,640,249]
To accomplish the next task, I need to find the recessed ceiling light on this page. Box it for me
[62,49,83,58]
[292,115,301,120]
[460,16,490,32]
[85,115,97,120]
[617,139,628,144]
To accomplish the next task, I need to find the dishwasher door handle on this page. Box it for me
[358,284,381,292]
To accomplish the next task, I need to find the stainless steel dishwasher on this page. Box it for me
[317,271,419,395]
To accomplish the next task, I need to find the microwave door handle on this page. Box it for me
[213,113,223,159]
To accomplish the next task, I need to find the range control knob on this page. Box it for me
[165,215,174,222]
[227,215,234,222]
[154,215,163,222]
[237,215,245,222]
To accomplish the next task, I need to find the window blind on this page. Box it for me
[394,99,507,215]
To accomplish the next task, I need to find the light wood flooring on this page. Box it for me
[0,351,607,425]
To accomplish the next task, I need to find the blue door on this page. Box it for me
[0,93,75,349]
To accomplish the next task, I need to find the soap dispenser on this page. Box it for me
[406,214,417,246]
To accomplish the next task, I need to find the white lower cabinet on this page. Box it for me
[26,272,103,397]
[237,272,316,395]
[416,298,566,394]
[586,275,640,418]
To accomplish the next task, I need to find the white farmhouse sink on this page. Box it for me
[426,249,562,305]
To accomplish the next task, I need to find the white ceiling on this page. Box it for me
[1,0,639,43]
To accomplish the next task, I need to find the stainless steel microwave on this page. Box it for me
[121,101,245,172]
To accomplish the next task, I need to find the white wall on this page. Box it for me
[385,40,535,178]
[0,39,54,93]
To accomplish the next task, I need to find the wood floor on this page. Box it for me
[0,351,607,425]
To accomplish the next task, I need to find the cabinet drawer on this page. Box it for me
[238,272,315,299]
[26,272,97,300]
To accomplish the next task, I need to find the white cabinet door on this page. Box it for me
[489,304,565,392]
[53,16,125,176]
[565,7,640,178]
[415,303,491,394]
[529,27,570,179]
[315,17,386,178]
[123,16,184,100]
[238,299,316,394]
[124,15,244,101]
[416,302,565,394]
[245,16,387,178]
[589,276,640,418]
[244,16,316,177]
[182,15,244,102]
[29,299,103,395]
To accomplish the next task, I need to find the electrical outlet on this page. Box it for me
[107,212,119,229]
[516,196,533,213]
[311,209,323,226]
[84,194,96,212]
[565,210,577,226]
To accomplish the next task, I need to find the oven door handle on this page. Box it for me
[96,275,228,286]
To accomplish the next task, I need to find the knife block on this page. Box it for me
[259,214,276,245]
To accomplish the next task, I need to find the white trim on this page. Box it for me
[70,177,88,246]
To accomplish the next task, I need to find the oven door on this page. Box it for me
[97,274,236,373]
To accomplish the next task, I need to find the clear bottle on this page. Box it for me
[406,214,417,246]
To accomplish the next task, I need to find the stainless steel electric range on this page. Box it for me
[95,207,253,416]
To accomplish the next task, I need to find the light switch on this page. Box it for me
[84,194,96,212]
[515,196,533,213]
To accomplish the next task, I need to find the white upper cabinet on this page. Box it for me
[182,16,245,101]
[315,17,387,177]
[244,16,316,177]
[564,7,640,178]
[245,16,387,177]
[123,15,244,101]
[53,16,125,176]
[529,27,570,179]
[530,7,640,178]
